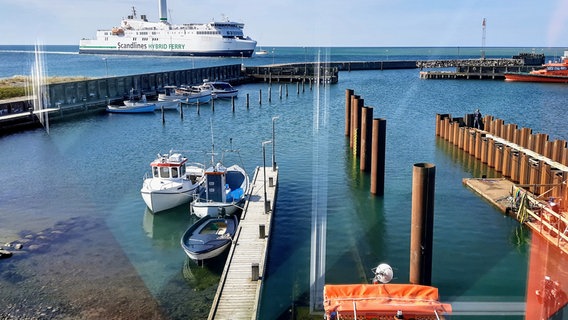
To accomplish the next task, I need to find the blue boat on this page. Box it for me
[180,214,238,261]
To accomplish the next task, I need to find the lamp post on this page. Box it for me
[262,140,272,214]
[272,116,279,171]
[102,58,108,77]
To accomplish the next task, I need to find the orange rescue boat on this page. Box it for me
[505,51,568,83]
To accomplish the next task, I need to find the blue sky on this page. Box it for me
[1,0,567,47]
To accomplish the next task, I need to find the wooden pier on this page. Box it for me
[437,113,568,255]
[418,56,544,80]
[208,166,278,320]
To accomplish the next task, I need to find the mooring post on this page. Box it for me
[252,263,259,281]
[259,89,262,105]
[345,89,354,137]
[360,106,373,172]
[410,163,435,286]
[161,106,165,124]
[350,95,362,152]
[211,97,215,112]
[370,118,386,196]
[246,93,250,109]
[179,102,183,119]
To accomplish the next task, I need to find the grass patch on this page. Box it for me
[0,76,91,100]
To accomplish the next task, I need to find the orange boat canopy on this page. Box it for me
[323,284,452,319]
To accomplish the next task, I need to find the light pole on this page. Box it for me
[262,140,272,214]
[271,116,279,171]
[102,58,108,77]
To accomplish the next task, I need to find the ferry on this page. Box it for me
[504,51,568,83]
[79,0,257,57]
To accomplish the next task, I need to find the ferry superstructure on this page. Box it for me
[79,0,257,57]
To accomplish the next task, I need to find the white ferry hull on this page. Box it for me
[79,0,257,57]
[79,38,255,57]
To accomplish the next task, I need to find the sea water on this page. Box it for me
[0,46,567,319]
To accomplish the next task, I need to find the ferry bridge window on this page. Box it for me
[153,167,158,178]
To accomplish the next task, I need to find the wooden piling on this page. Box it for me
[360,107,374,172]
[519,153,529,185]
[350,96,363,156]
[474,132,482,160]
[246,93,250,109]
[370,118,386,196]
[458,127,465,149]
[259,89,262,105]
[502,146,512,177]
[212,97,215,111]
[481,137,488,164]
[410,163,435,286]
[528,160,540,194]
[345,89,354,137]
[510,151,520,182]
[487,138,495,167]
[495,144,503,172]
[539,162,552,196]
[520,128,531,148]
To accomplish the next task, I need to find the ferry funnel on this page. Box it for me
[159,0,167,22]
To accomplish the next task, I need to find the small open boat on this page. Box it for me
[180,214,238,261]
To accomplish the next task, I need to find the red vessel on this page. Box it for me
[505,51,568,83]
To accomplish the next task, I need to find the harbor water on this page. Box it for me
[1,46,567,319]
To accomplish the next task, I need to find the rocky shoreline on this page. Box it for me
[0,216,174,319]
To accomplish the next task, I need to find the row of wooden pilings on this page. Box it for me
[346,89,436,285]
[344,89,386,195]
[436,113,568,212]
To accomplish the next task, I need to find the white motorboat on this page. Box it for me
[158,85,212,105]
[198,81,238,99]
[191,161,250,218]
[79,0,257,57]
[141,151,205,213]
[107,96,156,113]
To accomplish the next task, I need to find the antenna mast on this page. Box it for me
[481,18,486,59]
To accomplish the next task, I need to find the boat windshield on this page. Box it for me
[171,167,178,178]
[159,166,170,178]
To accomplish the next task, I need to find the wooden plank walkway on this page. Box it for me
[463,177,568,255]
[209,166,278,320]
